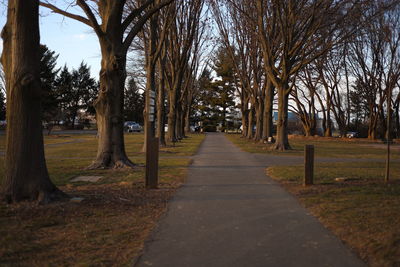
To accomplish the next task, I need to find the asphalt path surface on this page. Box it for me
[136,133,365,267]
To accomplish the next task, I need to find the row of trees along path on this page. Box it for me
[211,1,400,145]
[2,0,400,204]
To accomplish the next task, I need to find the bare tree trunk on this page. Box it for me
[1,0,66,203]
[254,101,263,142]
[325,107,332,137]
[168,90,178,142]
[157,59,167,147]
[262,81,274,142]
[241,96,249,137]
[274,88,291,150]
[368,115,378,139]
[88,40,133,169]
[185,108,190,134]
[247,107,254,139]
[303,121,316,137]
[176,106,184,139]
[304,126,312,137]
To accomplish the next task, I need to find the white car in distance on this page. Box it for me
[124,121,142,132]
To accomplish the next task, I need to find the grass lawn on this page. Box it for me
[266,161,400,266]
[226,133,400,159]
[0,132,205,266]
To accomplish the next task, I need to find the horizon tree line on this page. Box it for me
[210,0,400,149]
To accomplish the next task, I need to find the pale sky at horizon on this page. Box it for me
[0,5,101,79]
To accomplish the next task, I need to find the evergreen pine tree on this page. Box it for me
[124,77,144,124]
[40,45,60,125]
[71,62,98,127]
[212,46,236,130]
[54,63,98,128]
[54,65,73,125]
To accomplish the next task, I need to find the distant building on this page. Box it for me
[272,112,299,124]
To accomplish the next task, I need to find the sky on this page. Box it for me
[0,4,101,79]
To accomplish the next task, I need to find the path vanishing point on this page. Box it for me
[136,133,365,267]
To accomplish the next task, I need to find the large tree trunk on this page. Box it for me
[254,100,263,142]
[241,96,249,137]
[88,40,134,169]
[303,120,316,137]
[368,115,378,140]
[157,61,167,147]
[262,81,274,143]
[379,106,387,140]
[274,87,291,150]
[168,89,178,142]
[324,108,332,137]
[1,0,66,203]
[184,104,191,135]
[247,107,254,139]
[176,106,184,139]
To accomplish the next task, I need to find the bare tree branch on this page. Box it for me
[39,1,92,27]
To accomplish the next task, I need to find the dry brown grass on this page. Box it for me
[267,164,400,267]
[1,182,178,266]
[0,133,205,266]
[226,133,400,159]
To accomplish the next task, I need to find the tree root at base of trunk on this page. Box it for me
[86,158,136,170]
[3,187,69,205]
[38,188,70,205]
[272,143,292,151]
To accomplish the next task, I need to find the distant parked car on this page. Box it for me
[346,131,358,138]
[124,121,142,132]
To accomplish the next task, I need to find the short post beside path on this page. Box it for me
[304,144,314,186]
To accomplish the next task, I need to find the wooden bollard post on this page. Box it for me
[304,145,314,186]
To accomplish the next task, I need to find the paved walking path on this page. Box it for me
[136,133,365,267]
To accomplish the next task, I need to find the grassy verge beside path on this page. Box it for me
[0,133,205,266]
[268,162,400,267]
[227,134,400,266]
[226,133,400,159]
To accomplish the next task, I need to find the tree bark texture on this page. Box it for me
[247,107,254,139]
[184,107,190,134]
[241,96,249,137]
[156,58,167,147]
[175,105,184,139]
[254,101,263,142]
[262,81,274,142]
[167,89,178,142]
[1,0,66,203]
[88,39,134,169]
[274,88,291,150]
